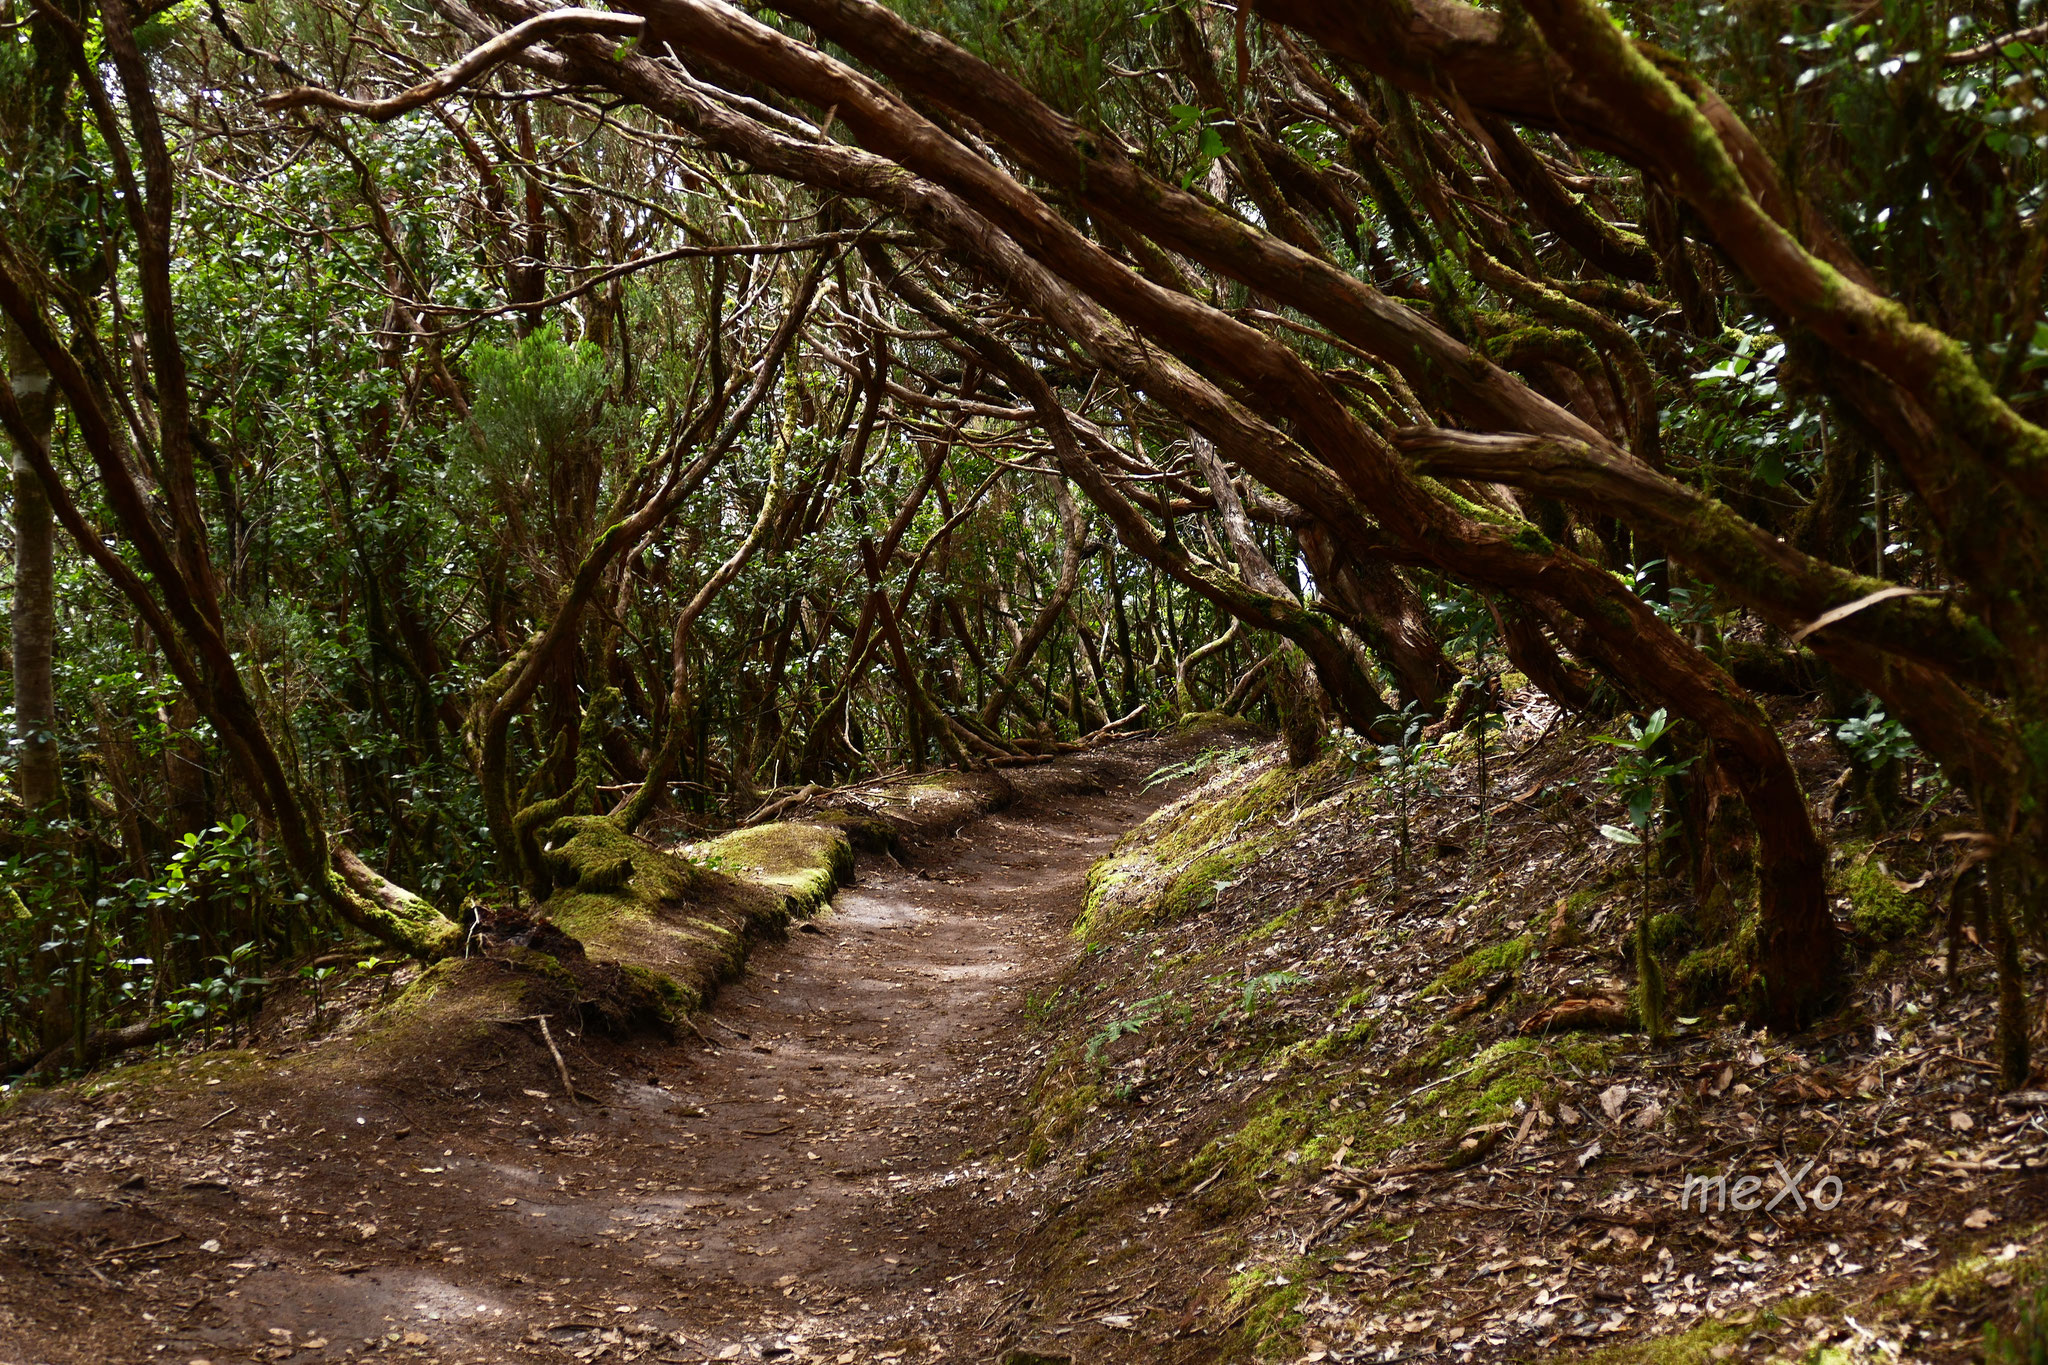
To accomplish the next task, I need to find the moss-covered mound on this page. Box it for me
[368,812,855,1067]
[689,820,856,916]
[1077,743,1322,938]
[800,769,1017,846]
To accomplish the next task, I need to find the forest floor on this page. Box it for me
[6,710,2048,1365]
[0,735,1212,1365]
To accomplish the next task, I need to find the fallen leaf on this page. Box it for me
[1950,1110,1975,1132]
[1965,1208,1999,1229]
[1599,1085,1629,1120]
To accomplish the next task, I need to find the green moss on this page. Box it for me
[1674,912,1759,1009]
[1893,1228,2048,1316]
[1424,935,1531,998]
[1840,854,1932,942]
[362,958,530,1052]
[1297,1014,1378,1062]
[1023,1052,1102,1167]
[694,822,854,919]
[1646,911,1692,955]
[544,815,709,911]
[1222,1256,1316,1359]
[619,962,695,1021]
[1076,748,1326,938]
[1541,1311,1766,1365]
[1156,842,1266,922]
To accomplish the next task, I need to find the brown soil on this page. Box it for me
[0,736,1212,1365]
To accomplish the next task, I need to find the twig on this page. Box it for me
[197,1104,238,1130]
[536,1015,577,1102]
[1946,20,2048,64]
[1403,1059,1484,1102]
[94,1233,184,1261]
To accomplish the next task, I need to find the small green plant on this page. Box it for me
[1373,701,1446,875]
[169,940,268,1043]
[1834,705,1920,829]
[1143,744,1252,792]
[1986,1274,2048,1365]
[1085,993,1177,1063]
[1240,970,1303,1015]
[1594,708,1696,1040]
[1834,707,1917,768]
[297,963,339,1020]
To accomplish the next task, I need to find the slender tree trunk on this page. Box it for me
[7,323,58,819]
[979,477,1087,729]
[6,320,64,1050]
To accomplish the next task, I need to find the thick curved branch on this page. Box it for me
[262,9,643,122]
[1395,426,2001,685]
[1514,0,2048,508]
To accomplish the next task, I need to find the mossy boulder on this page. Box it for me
[1840,852,1932,943]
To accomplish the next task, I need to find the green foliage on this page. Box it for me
[1085,991,1179,1063]
[1337,701,1446,875]
[1593,708,1696,839]
[1240,969,1302,1014]
[1143,743,1255,792]
[467,329,611,476]
[890,0,1173,125]
[1835,707,1920,768]
[166,940,267,1042]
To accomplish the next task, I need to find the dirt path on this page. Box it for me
[0,742,1192,1365]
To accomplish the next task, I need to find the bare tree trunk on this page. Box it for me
[978,476,1087,729]
[7,323,58,818]
[1192,433,1325,764]
[5,320,64,1049]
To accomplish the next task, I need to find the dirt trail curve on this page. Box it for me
[0,736,1209,1365]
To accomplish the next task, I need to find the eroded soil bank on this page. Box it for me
[0,735,1218,1365]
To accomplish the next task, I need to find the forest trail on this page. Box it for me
[0,739,1194,1365]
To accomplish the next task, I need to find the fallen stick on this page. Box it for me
[94,1233,184,1261]
[536,1015,577,1102]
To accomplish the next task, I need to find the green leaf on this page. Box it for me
[1599,824,1644,846]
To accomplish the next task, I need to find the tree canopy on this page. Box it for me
[2,0,2046,1061]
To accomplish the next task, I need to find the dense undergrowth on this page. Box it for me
[996,694,2048,1364]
